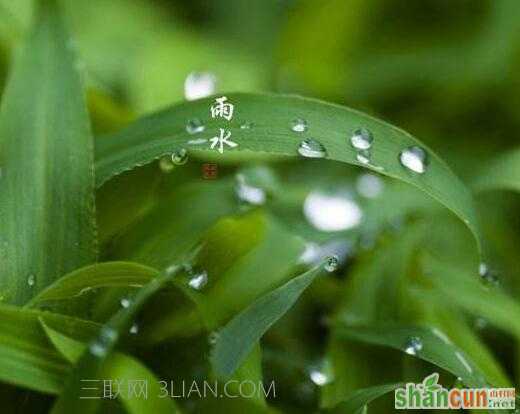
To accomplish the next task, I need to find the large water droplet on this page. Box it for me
[171,148,188,165]
[120,297,131,308]
[27,274,36,287]
[356,173,384,198]
[399,146,428,174]
[324,255,339,272]
[235,173,266,206]
[291,118,308,133]
[404,337,423,355]
[298,139,327,158]
[350,128,373,150]
[188,271,208,290]
[186,119,205,135]
[303,191,363,231]
[356,149,371,165]
[184,72,216,101]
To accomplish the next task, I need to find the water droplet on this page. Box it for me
[129,323,139,334]
[309,369,329,386]
[89,327,118,357]
[186,119,205,135]
[240,122,254,130]
[303,191,363,231]
[479,262,499,285]
[120,297,131,308]
[159,156,175,173]
[188,271,208,290]
[298,139,327,158]
[399,146,428,174]
[184,72,217,101]
[291,118,308,133]
[235,173,266,206]
[27,274,35,287]
[208,331,219,345]
[324,255,339,272]
[171,148,188,165]
[350,128,373,150]
[404,337,423,355]
[356,149,371,165]
[356,173,384,198]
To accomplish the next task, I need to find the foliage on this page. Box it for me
[0,0,519,413]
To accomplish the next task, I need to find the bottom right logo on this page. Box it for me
[395,373,515,410]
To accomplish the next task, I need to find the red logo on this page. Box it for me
[202,163,218,179]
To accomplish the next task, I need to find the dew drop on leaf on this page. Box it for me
[171,148,188,165]
[27,274,35,287]
[324,255,339,272]
[404,336,423,355]
[184,71,216,101]
[89,327,118,357]
[188,271,208,290]
[350,128,373,150]
[356,149,371,165]
[298,139,326,158]
[399,146,428,174]
[291,118,308,133]
[208,331,219,345]
[186,118,205,135]
[120,297,131,308]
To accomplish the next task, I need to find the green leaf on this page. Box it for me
[210,261,327,378]
[0,0,96,304]
[330,382,403,414]
[0,304,99,394]
[95,93,482,257]
[420,255,520,340]
[41,321,179,414]
[28,262,159,306]
[335,323,488,388]
[51,267,181,413]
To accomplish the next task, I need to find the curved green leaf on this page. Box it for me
[28,262,159,306]
[41,321,179,414]
[335,323,488,388]
[210,261,327,378]
[0,304,99,394]
[51,267,181,413]
[95,93,482,256]
[0,0,96,304]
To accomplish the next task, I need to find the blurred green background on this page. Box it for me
[2,1,520,412]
